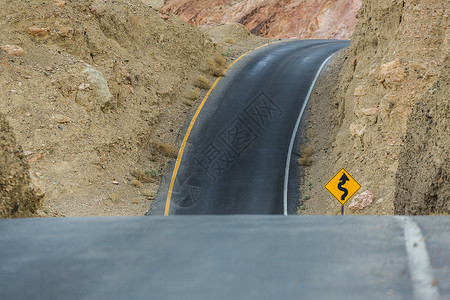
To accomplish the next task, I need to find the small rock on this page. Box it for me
[78,83,91,90]
[0,45,25,56]
[348,190,374,210]
[112,181,120,185]
[54,0,65,8]
[353,85,365,97]
[349,123,366,138]
[54,115,71,123]
[23,75,32,79]
[25,112,31,117]
[361,107,378,116]
[27,27,50,37]
[58,26,73,38]
[378,59,406,87]
[159,13,169,20]
[23,150,34,156]
[89,6,98,14]
[18,82,23,87]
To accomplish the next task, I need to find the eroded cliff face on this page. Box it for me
[0,114,43,218]
[395,59,449,215]
[333,0,448,214]
[163,0,362,39]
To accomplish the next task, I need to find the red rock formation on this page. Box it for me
[163,0,362,39]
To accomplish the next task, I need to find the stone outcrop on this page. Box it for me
[394,60,449,215]
[332,0,448,214]
[0,114,43,218]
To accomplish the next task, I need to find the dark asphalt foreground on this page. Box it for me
[1,216,449,300]
[151,40,349,215]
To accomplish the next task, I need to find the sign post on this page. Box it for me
[324,168,361,215]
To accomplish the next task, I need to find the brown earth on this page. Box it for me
[163,0,362,40]
[0,113,44,218]
[0,0,265,217]
[395,58,449,215]
[299,0,449,215]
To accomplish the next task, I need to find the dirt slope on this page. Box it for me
[0,0,222,217]
[163,0,362,39]
[299,0,448,215]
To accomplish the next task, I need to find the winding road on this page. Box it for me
[153,39,349,216]
[1,41,449,300]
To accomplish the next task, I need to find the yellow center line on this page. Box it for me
[164,40,288,216]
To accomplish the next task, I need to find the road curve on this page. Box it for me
[153,40,349,215]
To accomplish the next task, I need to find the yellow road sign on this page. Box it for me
[324,168,361,205]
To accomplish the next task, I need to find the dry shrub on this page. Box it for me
[194,75,212,89]
[297,146,314,166]
[130,169,157,183]
[184,88,200,100]
[206,58,226,77]
[142,189,154,198]
[214,53,227,67]
[131,179,143,188]
[109,193,120,202]
[153,141,179,158]
[225,38,235,45]
[182,99,195,106]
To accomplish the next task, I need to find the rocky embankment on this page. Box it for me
[0,0,237,217]
[163,0,362,39]
[0,113,43,218]
[300,0,448,215]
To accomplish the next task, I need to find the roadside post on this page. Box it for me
[324,168,361,215]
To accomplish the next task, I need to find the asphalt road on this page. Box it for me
[152,40,349,216]
[1,216,448,300]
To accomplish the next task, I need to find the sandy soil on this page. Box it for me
[0,0,266,218]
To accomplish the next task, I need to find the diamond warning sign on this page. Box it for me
[324,168,361,205]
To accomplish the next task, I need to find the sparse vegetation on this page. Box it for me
[225,37,235,45]
[194,75,212,89]
[221,48,234,57]
[182,99,195,106]
[146,169,159,178]
[131,179,143,188]
[153,141,179,158]
[109,193,120,202]
[131,169,155,183]
[214,53,227,67]
[142,189,155,198]
[297,146,314,166]
[206,57,226,77]
[184,88,201,100]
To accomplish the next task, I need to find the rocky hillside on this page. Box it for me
[163,0,362,39]
[0,0,224,217]
[300,0,448,215]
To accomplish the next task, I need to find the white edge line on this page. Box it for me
[282,53,336,216]
[395,216,440,300]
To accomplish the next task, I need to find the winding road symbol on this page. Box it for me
[324,168,361,205]
[337,173,349,201]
